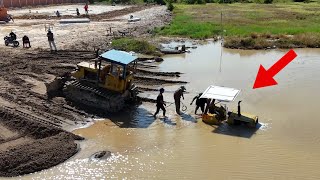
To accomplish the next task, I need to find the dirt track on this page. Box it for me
[0,4,179,177]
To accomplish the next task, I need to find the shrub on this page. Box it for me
[167,1,174,11]
[250,32,258,39]
[144,0,166,4]
[183,0,206,4]
[264,0,273,4]
[240,38,255,47]
[218,0,236,3]
[111,38,158,55]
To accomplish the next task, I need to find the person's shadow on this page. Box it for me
[159,116,177,126]
[180,112,197,123]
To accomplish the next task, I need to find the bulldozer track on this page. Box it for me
[67,80,120,99]
[0,105,62,128]
[64,80,126,113]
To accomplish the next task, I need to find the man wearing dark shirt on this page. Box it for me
[190,93,207,115]
[173,86,186,115]
[153,88,166,117]
[9,31,16,40]
[47,29,57,52]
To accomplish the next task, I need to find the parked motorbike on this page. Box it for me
[4,36,19,47]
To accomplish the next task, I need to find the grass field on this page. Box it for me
[111,38,159,55]
[156,2,320,48]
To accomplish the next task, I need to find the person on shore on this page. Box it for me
[22,35,31,48]
[190,93,207,115]
[154,88,166,118]
[174,86,186,115]
[47,29,57,52]
[76,8,80,16]
[84,3,89,15]
[8,14,14,22]
[56,10,61,17]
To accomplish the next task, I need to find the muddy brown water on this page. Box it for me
[9,42,320,179]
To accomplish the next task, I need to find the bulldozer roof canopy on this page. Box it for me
[200,85,240,102]
[99,49,138,66]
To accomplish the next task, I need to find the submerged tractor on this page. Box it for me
[201,85,259,128]
[63,49,139,113]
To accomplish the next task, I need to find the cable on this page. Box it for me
[164,101,187,112]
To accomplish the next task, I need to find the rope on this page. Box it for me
[164,101,188,112]
[165,102,174,107]
[181,101,187,112]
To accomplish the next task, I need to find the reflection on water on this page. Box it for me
[16,42,320,179]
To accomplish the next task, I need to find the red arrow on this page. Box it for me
[253,49,297,89]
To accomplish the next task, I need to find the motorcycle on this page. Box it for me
[4,36,19,47]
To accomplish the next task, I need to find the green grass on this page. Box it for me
[157,2,320,38]
[111,38,158,55]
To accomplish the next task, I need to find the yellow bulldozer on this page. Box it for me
[63,49,139,113]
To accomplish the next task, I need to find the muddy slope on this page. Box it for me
[0,105,83,177]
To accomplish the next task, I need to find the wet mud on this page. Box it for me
[0,45,184,176]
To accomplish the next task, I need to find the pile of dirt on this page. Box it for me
[0,105,83,177]
[0,132,79,177]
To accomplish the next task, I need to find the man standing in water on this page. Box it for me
[174,86,186,115]
[47,29,57,52]
[190,93,207,115]
[154,88,166,118]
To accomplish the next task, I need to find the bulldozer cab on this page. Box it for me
[72,50,138,94]
[98,50,138,93]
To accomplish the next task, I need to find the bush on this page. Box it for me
[183,0,206,4]
[264,0,273,3]
[240,38,255,47]
[167,1,174,11]
[111,38,158,55]
[218,0,236,3]
[144,0,166,4]
[250,32,258,39]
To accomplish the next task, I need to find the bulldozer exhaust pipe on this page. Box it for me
[238,100,242,117]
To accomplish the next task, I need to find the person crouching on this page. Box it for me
[22,35,31,48]
[190,93,207,115]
